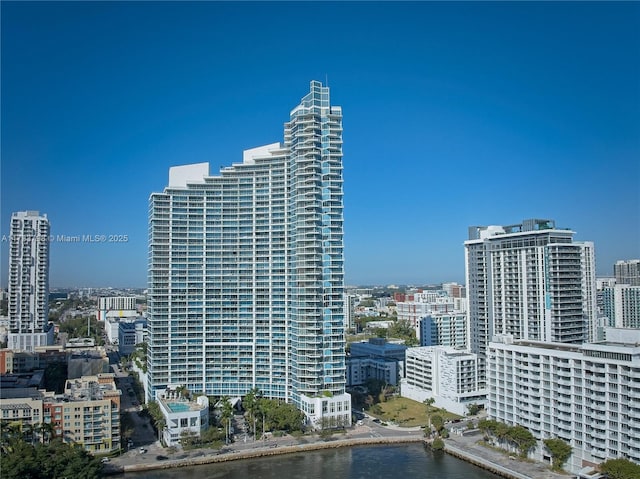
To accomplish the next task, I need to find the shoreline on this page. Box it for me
[104,435,535,479]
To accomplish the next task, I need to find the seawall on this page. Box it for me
[106,436,539,479]
[105,436,424,475]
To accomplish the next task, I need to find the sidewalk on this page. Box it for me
[445,431,567,479]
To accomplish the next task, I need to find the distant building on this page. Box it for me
[488,331,640,474]
[97,296,137,322]
[67,349,110,379]
[419,312,467,348]
[401,346,486,416]
[346,338,407,387]
[157,386,209,447]
[7,211,52,352]
[0,347,66,374]
[118,318,147,356]
[614,259,640,286]
[343,294,357,330]
[600,284,640,329]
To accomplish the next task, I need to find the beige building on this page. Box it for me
[50,373,122,453]
[1,373,121,453]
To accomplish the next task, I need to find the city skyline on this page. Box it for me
[2,2,639,287]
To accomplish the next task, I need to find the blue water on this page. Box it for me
[122,444,501,478]
[167,402,191,413]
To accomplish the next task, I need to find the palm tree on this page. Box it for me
[221,397,233,444]
[423,397,436,430]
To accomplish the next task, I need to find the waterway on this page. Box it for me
[120,443,501,478]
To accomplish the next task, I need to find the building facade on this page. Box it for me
[0,373,121,453]
[147,81,349,427]
[488,332,640,474]
[156,387,209,447]
[346,338,406,387]
[600,284,640,329]
[401,346,486,416]
[614,259,640,286]
[7,211,52,352]
[419,312,467,348]
[98,296,137,322]
[465,218,597,385]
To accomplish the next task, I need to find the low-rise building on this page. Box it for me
[0,373,121,453]
[346,338,406,387]
[401,346,486,416]
[488,330,640,474]
[156,386,209,447]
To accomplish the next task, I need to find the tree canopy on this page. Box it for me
[543,438,572,471]
[600,458,640,479]
[0,437,103,479]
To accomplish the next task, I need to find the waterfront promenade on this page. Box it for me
[104,421,567,479]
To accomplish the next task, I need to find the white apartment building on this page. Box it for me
[344,293,357,330]
[401,346,486,416]
[600,284,640,329]
[419,312,467,348]
[488,331,640,474]
[97,296,137,322]
[147,81,349,428]
[397,296,467,331]
[7,211,52,352]
[465,218,598,385]
[156,386,209,447]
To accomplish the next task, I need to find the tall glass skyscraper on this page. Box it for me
[148,81,350,427]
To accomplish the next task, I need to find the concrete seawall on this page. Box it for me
[106,436,425,475]
[444,443,532,479]
[106,436,543,479]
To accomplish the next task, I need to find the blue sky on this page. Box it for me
[1,1,639,288]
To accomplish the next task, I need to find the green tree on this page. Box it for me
[0,438,102,479]
[467,403,481,416]
[423,397,435,428]
[431,437,445,451]
[600,458,640,479]
[145,400,165,439]
[506,425,536,458]
[543,438,572,471]
[387,319,419,346]
[431,414,444,434]
[220,397,234,443]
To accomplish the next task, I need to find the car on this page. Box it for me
[139,448,147,454]
[101,458,110,463]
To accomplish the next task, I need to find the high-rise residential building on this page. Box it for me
[601,284,640,329]
[7,211,52,352]
[148,81,350,428]
[465,218,597,384]
[488,331,640,474]
[614,259,640,286]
